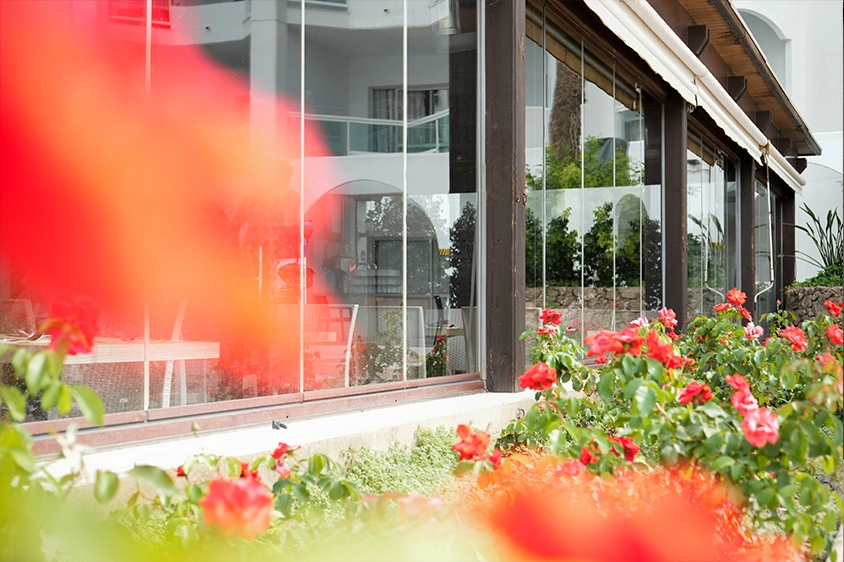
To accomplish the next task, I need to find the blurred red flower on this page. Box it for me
[779,326,807,352]
[608,435,640,462]
[741,408,779,448]
[518,362,557,391]
[726,288,746,306]
[678,381,713,406]
[825,324,843,346]
[452,424,490,462]
[539,309,563,325]
[199,477,272,540]
[824,300,843,317]
[43,299,99,356]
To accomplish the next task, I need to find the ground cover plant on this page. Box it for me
[0,295,841,561]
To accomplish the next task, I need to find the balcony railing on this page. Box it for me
[292,110,450,157]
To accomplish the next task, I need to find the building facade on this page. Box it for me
[0,0,820,450]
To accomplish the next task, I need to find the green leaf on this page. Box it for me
[11,348,30,377]
[633,384,656,417]
[291,483,310,503]
[128,465,178,498]
[95,470,119,503]
[69,385,104,426]
[597,371,615,403]
[40,380,62,412]
[275,494,294,518]
[327,481,346,500]
[699,402,727,419]
[133,504,150,523]
[453,461,475,477]
[220,457,241,479]
[623,378,643,400]
[187,484,203,504]
[781,371,797,390]
[756,487,774,508]
[58,384,73,416]
[0,386,26,421]
[9,447,35,473]
[308,454,327,476]
[25,353,48,394]
[703,433,723,457]
[711,456,735,471]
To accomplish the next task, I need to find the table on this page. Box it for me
[0,337,220,364]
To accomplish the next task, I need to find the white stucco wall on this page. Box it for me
[735,0,843,281]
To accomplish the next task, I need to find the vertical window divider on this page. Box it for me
[612,64,617,330]
[401,0,408,385]
[299,0,306,395]
[579,42,585,343]
[638,87,644,315]
[143,0,153,414]
[476,0,486,378]
[541,5,547,310]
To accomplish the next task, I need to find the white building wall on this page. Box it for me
[735,0,843,281]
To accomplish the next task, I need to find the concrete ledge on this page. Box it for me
[41,391,537,485]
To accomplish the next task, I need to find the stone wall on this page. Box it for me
[785,286,844,323]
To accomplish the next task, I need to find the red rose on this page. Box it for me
[744,323,764,340]
[537,324,558,337]
[540,309,563,325]
[666,329,680,340]
[678,381,713,405]
[240,462,260,481]
[608,435,640,462]
[731,388,759,417]
[737,307,752,322]
[741,408,779,447]
[825,324,843,346]
[43,298,100,355]
[271,442,296,460]
[593,356,609,365]
[584,330,623,358]
[175,466,187,477]
[779,326,807,352]
[452,424,491,461]
[199,477,273,540]
[725,374,749,392]
[817,353,837,368]
[645,330,683,370]
[579,445,599,465]
[556,460,585,476]
[487,448,503,469]
[713,303,731,313]
[275,461,291,480]
[726,288,746,306]
[824,300,843,317]
[658,307,678,329]
[518,362,558,391]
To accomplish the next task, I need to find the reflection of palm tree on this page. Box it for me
[549,63,581,162]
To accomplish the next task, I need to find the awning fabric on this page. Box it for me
[582,0,805,193]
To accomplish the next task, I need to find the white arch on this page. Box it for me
[738,9,791,93]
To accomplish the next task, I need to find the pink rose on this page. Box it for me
[741,408,779,447]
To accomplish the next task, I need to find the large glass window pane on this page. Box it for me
[755,180,779,317]
[303,1,407,388]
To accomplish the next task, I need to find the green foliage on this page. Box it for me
[343,427,458,496]
[791,262,843,288]
[508,301,843,558]
[791,202,843,271]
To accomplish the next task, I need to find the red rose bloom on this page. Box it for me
[579,444,600,465]
[240,462,260,481]
[817,352,837,368]
[826,324,843,346]
[645,330,683,370]
[725,374,749,392]
[779,326,807,352]
[593,356,609,365]
[519,361,558,391]
[275,461,291,480]
[731,388,759,416]
[678,381,713,405]
[713,303,731,313]
[556,460,585,476]
[666,329,680,340]
[537,324,558,337]
[175,466,187,477]
[608,435,640,462]
[199,477,273,540]
[741,408,779,448]
[658,307,678,329]
[584,330,623,357]
[540,309,563,325]
[726,288,746,306]
[44,298,100,355]
[487,448,503,469]
[737,307,752,322]
[824,300,843,317]
[272,442,295,460]
[452,424,491,461]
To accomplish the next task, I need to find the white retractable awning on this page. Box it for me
[583,0,805,193]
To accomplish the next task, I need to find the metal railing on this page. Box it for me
[292,109,450,156]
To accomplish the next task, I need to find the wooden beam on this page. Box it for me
[781,189,796,290]
[485,0,525,392]
[754,110,773,132]
[788,157,807,174]
[663,90,689,328]
[773,137,792,156]
[739,153,756,319]
[727,76,747,101]
[687,25,711,56]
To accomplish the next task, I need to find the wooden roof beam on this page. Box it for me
[687,24,710,56]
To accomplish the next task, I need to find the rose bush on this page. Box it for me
[504,293,843,558]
